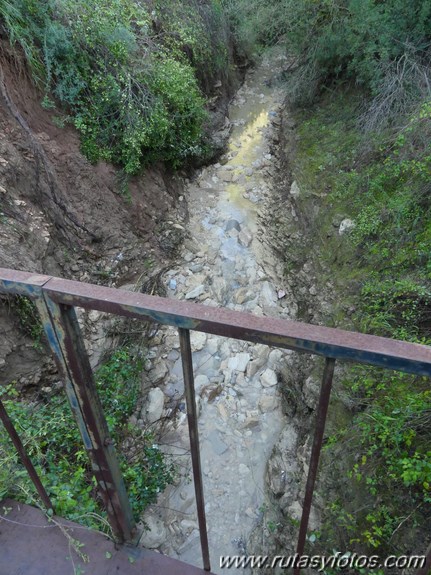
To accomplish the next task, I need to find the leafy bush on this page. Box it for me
[224,0,431,112]
[10,295,44,345]
[0,347,175,530]
[337,369,431,549]
[1,0,228,172]
[291,87,431,555]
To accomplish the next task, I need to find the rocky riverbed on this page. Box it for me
[137,52,304,573]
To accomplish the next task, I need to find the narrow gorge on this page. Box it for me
[138,51,301,572]
[2,2,431,573]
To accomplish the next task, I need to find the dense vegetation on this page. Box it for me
[225,0,431,561]
[1,0,229,173]
[224,0,431,116]
[293,97,431,558]
[0,346,175,532]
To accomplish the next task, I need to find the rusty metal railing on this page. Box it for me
[0,268,431,574]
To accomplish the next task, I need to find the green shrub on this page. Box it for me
[10,296,43,346]
[291,87,431,555]
[224,0,431,111]
[0,0,229,172]
[0,347,175,530]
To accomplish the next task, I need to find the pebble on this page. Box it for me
[139,515,167,548]
[225,219,241,232]
[207,429,229,455]
[227,352,250,373]
[238,229,253,247]
[143,388,164,423]
[185,285,205,299]
[258,395,278,412]
[239,463,251,475]
[260,368,278,387]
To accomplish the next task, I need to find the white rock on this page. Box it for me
[191,331,207,351]
[235,287,253,305]
[238,229,253,247]
[290,181,300,196]
[149,362,168,384]
[268,349,283,370]
[88,309,102,322]
[260,368,278,387]
[259,281,277,308]
[217,402,228,421]
[287,501,303,522]
[247,356,266,378]
[143,388,164,423]
[241,416,260,429]
[228,352,251,372]
[194,374,210,393]
[180,519,199,533]
[139,515,167,548]
[239,463,251,475]
[339,218,356,235]
[254,344,270,361]
[258,395,278,412]
[303,376,320,409]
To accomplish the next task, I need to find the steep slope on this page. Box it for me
[0,30,237,387]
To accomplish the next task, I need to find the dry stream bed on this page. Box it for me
[139,53,299,573]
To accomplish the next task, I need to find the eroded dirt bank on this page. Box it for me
[0,39,238,386]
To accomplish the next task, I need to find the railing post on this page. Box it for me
[416,543,431,575]
[35,295,135,543]
[0,399,53,510]
[179,328,211,572]
[294,357,336,574]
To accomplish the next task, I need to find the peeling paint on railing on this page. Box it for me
[0,268,430,573]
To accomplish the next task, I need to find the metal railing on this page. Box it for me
[0,268,430,574]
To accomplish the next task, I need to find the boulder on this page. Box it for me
[225,219,241,233]
[185,285,205,299]
[139,515,167,548]
[258,395,278,412]
[338,218,356,235]
[143,388,164,423]
[190,331,207,351]
[228,352,250,373]
[290,181,300,197]
[260,368,278,388]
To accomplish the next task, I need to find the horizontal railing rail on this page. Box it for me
[0,268,430,575]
